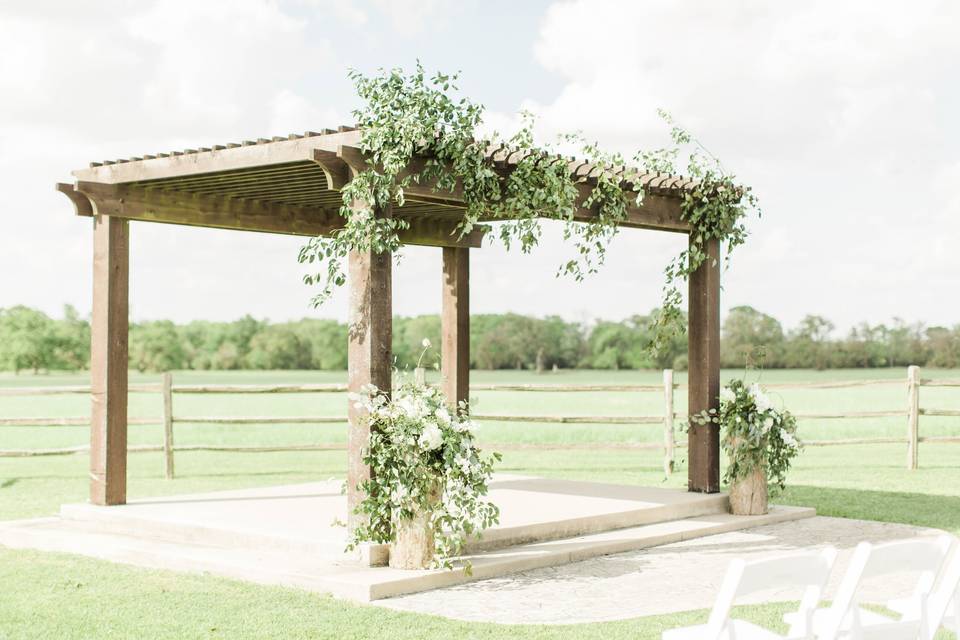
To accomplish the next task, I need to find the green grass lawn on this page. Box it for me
[1,368,959,639]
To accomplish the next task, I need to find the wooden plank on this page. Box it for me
[471,415,663,424]
[171,383,348,394]
[803,438,908,446]
[441,247,470,408]
[346,203,393,532]
[922,409,960,417]
[0,383,160,396]
[907,365,920,470]
[687,237,721,493]
[162,372,174,479]
[663,369,675,476]
[67,183,483,248]
[172,416,345,424]
[90,214,129,506]
[469,383,667,392]
[0,417,156,427]
[484,442,687,451]
[792,410,904,419]
[71,130,362,184]
[919,379,960,388]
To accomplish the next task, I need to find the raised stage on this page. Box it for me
[0,475,814,601]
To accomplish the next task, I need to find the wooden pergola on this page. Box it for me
[57,126,722,516]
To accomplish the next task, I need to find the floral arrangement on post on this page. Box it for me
[346,359,500,570]
[699,379,802,515]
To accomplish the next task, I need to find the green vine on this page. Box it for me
[299,65,759,351]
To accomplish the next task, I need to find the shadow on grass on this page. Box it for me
[778,484,960,534]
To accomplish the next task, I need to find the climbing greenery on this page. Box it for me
[299,64,759,351]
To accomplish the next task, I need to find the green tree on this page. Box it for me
[129,321,187,372]
[51,305,89,371]
[721,306,785,369]
[0,306,58,373]
[246,326,311,369]
[785,315,835,370]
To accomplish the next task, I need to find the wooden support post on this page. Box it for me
[663,369,675,476]
[162,372,174,479]
[90,214,129,505]
[441,247,470,409]
[346,206,393,531]
[687,238,721,493]
[907,365,920,470]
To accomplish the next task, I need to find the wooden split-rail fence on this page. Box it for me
[1,366,958,478]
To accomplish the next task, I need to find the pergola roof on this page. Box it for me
[59,125,692,248]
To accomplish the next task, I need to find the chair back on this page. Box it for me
[821,535,953,640]
[704,547,837,639]
[925,542,960,640]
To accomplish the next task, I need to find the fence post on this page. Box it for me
[907,365,920,470]
[414,367,426,386]
[663,369,675,476]
[162,372,175,479]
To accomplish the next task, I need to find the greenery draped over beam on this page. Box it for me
[298,65,758,352]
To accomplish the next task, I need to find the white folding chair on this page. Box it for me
[805,535,953,640]
[662,547,837,640]
[885,539,960,640]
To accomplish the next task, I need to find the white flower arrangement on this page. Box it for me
[346,375,501,568]
[696,379,802,492]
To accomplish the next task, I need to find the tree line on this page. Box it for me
[1,304,959,374]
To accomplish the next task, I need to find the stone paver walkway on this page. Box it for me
[376,516,943,624]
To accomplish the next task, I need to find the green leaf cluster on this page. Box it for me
[299,65,759,354]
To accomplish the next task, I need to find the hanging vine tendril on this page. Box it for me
[299,65,759,353]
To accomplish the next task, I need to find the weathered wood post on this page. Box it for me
[441,247,469,409]
[907,365,920,470]
[90,214,130,505]
[346,205,393,531]
[687,238,721,493]
[162,372,174,479]
[663,369,675,476]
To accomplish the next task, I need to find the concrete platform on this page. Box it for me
[0,475,815,601]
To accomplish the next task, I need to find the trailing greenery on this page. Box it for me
[298,65,758,351]
[347,362,501,567]
[698,379,802,492]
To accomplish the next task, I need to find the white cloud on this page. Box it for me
[509,0,960,330]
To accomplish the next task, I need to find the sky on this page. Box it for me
[1,0,958,334]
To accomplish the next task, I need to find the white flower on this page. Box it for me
[763,416,775,433]
[782,432,798,448]
[434,407,452,426]
[749,383,773,413]
[418,423,444,451]
[421,338,431,348]
[720,387,736,404]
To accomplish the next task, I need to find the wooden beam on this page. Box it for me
[687,237,721,493]
[71,130,363,184]
[441,247,470,408]
[66,182,484,248]
[90,214,129,505]
[335,144,689,234]
[346,204,393,532]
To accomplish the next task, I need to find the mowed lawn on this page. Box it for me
[1,368,959,639]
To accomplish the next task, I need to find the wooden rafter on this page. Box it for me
[65,129,691,239]
[60,182,484,249]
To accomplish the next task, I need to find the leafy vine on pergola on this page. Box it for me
[299,64,759,353]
